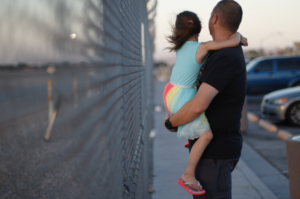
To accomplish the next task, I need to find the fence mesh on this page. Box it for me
[0,0,156,198]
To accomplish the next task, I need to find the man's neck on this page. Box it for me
[212,30,233,41]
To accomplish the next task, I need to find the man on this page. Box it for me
[164,1,246,198]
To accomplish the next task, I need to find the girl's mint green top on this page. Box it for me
[170,41,207,87]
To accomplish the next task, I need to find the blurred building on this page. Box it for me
[244,42,300,60]
[293,42,300,55]
[277,42,300,56]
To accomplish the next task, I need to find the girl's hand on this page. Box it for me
[240,35,248,46]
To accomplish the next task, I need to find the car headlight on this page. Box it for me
[270,97,288,105]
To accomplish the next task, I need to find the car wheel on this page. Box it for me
[292,81,300,87]
[286,102,300,126]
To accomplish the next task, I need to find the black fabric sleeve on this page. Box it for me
[199,54,236,93]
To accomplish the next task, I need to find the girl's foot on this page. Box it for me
[184,142,189,148]
[178,179,205,195]
[181,172,202,191]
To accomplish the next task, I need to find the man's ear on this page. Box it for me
[212,14,218,25]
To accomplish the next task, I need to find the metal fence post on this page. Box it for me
[48,80,54,123]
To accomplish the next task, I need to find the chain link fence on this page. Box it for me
[0,0,156,198]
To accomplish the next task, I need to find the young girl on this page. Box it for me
[163,11,247,195]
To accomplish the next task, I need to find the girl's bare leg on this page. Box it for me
[181,129,213,190]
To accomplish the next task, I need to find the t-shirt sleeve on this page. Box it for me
[199,54,235,93]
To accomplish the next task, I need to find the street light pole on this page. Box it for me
[260,32,282,52]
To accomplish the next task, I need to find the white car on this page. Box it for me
[261,87,300,126]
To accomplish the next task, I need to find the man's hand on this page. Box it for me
[164,114,177,132]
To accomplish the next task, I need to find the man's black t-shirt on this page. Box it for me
[197,45,246,159]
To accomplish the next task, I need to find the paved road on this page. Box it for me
[243,120,289,177]
[0,70,119,198]
[0,70,94,125]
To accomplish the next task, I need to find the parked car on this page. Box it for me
[245,57,251,65]
[246,56,300,94]
[261,87,300,125]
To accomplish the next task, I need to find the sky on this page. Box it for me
[153,0,300,64]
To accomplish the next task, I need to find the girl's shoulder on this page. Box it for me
[179,41,202,51]
[185,41,202,45]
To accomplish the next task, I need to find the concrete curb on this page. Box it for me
[258,119,277,132]
[277,130,293,141]
[247,112,259,122]
[247,112,293,141]
[237,159,278,199]
[241,142,291,198]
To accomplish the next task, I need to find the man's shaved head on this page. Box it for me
[212,0,243,33]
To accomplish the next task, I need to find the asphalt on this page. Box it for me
[152,80,290,199]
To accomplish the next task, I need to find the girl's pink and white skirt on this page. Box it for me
[163,82,210,140]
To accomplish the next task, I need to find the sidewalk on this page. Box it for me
[152,80,284,199]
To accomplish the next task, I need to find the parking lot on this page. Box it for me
[245,94,299,178]
[247,94,300,135]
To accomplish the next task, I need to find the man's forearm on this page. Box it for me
[169,100,204,127]
[166,82,218,129]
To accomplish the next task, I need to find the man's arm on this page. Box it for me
[167,82,219,127]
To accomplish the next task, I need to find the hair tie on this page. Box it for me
[188,20,193,24]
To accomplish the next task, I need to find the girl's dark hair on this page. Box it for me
[167,11,202,52]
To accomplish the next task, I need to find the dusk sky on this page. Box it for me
[153,0,300,64]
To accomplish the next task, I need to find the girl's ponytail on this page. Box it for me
[167,11,201,52]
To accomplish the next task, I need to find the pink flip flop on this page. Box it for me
[184,142,189,148]
[178,178,205,195]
